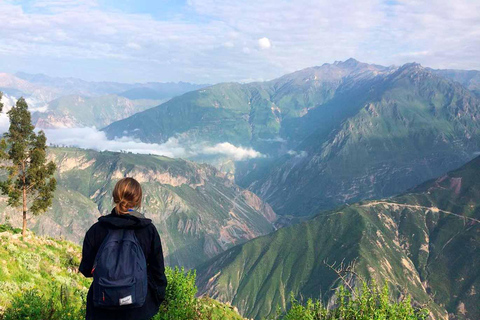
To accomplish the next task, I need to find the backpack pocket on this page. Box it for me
[93,276,137,308]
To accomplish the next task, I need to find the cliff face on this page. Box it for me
[0,147,276,269]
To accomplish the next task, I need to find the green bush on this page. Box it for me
[277,283,428,320]
[2,284,86,320]
[153,267,201,320]
[0,268,429,320]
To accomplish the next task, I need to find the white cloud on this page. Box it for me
[43,127,188,158]
[0,0,479,83]
[202,142,264,160]
[258,37,271,49]
[23,126,265,161]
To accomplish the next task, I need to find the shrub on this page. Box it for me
[153,267,201,320]
[278,283,429,320]
[2,284,86,320]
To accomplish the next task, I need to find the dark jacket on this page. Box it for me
[79,209,167,320]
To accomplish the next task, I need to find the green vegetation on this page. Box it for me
[104,60,480,220]
[198,156,480,320]
[0,146,275,269]
[0,226,243,320]
[0,225,429,320]
[278,284,427,320]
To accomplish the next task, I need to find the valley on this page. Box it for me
[196,156,480,320]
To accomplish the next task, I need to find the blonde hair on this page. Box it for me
[112,177,142,214]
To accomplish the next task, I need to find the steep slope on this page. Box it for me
[0,147,276,268]
[197,157,480,320]
[243,63,480,216]
[32,94,163,128]
[103,59,389,155]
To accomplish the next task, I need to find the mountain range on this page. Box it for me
[0,72,208,129]
[102,59,480,218]
[197,155,480,320]
[0,147,276,269]
[1,59,480,320]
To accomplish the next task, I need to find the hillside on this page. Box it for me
[103,60,480,218]
[31,94,163,129]
[0,147,276,269]
[242,62,480,216]
[0,225,89,309]
[0,226,245,320]
[196,156,480,320]
[103,59,388,153]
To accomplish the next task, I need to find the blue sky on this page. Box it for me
[0,0,479,84]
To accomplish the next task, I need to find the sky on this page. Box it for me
[0,0,479,84]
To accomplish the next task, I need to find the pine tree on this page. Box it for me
[0,97,56,236]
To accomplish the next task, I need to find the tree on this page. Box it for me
[0,97,56,236]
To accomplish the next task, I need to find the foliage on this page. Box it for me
[2,285,86,320]
[154,267,199,320]
[0,97,57,235]
[153,267,244,320]
[276,284,428,320]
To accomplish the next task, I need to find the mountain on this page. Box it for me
[103,59,389,153]
[31,94,164,129]
[242,62,480,216]
[0,147,276,268]
[119,82,210,100]
[0,73,58,109]
[103,60,480,218]
[429,68,480,96]
[1,72,207,120]
[196,156,480,320]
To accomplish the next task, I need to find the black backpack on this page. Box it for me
[92,228,148,309]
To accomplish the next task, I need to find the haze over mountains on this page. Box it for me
[0,71,207,129]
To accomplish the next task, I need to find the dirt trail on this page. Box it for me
[362,201,480,223]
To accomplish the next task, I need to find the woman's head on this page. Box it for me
[112,177,142,214]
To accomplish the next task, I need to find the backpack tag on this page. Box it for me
[119,295,133,306]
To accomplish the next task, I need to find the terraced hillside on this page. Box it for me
[0,147,276,268]
[197,156,480,320]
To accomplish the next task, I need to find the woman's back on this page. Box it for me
[79,178,167,320]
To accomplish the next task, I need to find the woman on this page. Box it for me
[79,177,167,320]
